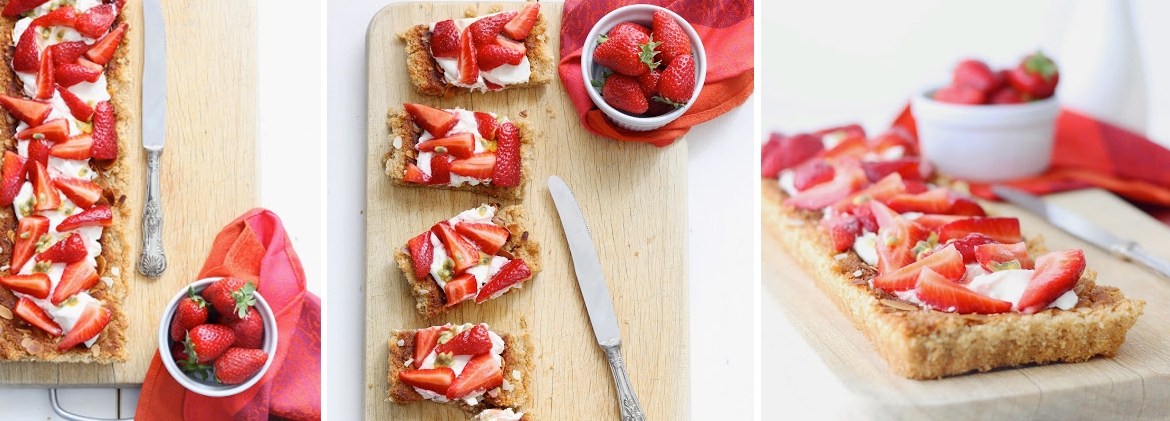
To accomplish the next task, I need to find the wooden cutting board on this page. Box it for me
[763,188,1170,419]
[0,0,258,387]
[365,2,688,420]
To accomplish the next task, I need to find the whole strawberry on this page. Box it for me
[203,277,257,322]
[170,287,209,341]
[601,73,649,114]
[223,307,265,349]
[185,323,236,363]
[593,29,659,77]
[655,54,696,106]
[651,10,692,65]
[214,347,269,385]
[608,22,650,40]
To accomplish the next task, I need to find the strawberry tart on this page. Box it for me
[399,3,553,96]
[386,103,534,200]
[388,323,533,417]
[0,0,131,363]
[395,204,541,318]
[762,125,1145,379]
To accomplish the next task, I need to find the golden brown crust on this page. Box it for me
[394,205,542,317]
[398,10,553,97]
[387,327,534,416]
[385,108,535,200]
[0,11,131,363]
[762,179,1145,379]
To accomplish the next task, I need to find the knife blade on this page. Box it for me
[548,176,645,421]
[992,185,1170,278]
[138,0,167,277]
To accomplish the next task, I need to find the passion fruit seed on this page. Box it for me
[990,260,1023,272]
[435,352,455,368]
[437,330,455,345]
[35,234,53,253]
[33,261,51,274]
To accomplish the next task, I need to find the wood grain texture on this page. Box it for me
[365,3,688,420]
[763,189,1170,420]
[0,0,258,386]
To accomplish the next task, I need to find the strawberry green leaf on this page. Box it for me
[653,95,686,109]
[639,36,663,71]
[1024,50,1058,81]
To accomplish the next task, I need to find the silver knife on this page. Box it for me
[548,176,646,421]
[992,185,1170,278]
[138,0,167,277]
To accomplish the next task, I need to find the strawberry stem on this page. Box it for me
[639,36,662,71]
[653,95,686,109]
[231,282,258,319]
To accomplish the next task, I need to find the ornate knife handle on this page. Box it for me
[138,148,166,277]
[603,343,646,421]
[1114,241,1170,279]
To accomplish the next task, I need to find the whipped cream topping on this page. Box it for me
[428,13,532,92]
[473,408,525,421]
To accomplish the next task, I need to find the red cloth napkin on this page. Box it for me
[892,105,1170,218]
[558,0,754,146]
[135,208,321,421]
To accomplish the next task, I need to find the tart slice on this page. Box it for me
[388,323,533,417]
[398,3,553,96]
[395,204,541,317]
[762,126,1145,379]
[386,104,533,200]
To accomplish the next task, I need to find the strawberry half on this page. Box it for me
[1017,249,1085,314]
[457,27,479,85]
[51,260,100,305]
[30,161,62,212]
[57,205,113,231]
[11,216,49,272]
[49,134,94,160]
[885,188,952,214]
[36,232,87,264]
[0,151,25,207]
[428,155,452,185]
[432,221,479,273]
[784,158,867,210]
[14,296,62,336]
[91,101,117,160]
[74,4,116,39]
[502,3,539,40]
[443,273,477,307]
[761,132,823,177]
[821,213,860,253]
[0,95,52,126]
[861,158,929,183]
[454,222,509,255]
[873,244,965,292]
[57,301,110,350]
[85,22,126,65]
[0,273,51,299]
[406,232,433,280]
[53,177,102,208]
[975,242,1034,272]
[912,214,965,231]
[55,62,103,87]
[25,139,50,177]
[875,215,931,275]
[944,232,998,263]
[13,27,40,73]
[467,11,517,46]
[430,20,460,59]
[449,154,496,180]
[829,172,904,215]
[473,112,498,141]
[437,324,493,356]
[792,159,835,191]
[17,118,70,143]
[490,121,520,187]
[475,259,531,303]
[445,352,503,399]
[414,326,448,364]
[2,0,49,18]
[477,39,525,71]
[403,163,430,184]
[915,267,1012,314]
[31,6,78,29]
[402,103,457,138]
[399,368,455,395]
[52,41,91,65]
[937,217,1022,244]
[416,132,475,159]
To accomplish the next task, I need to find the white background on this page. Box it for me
[762,1,1170,419]
[327,0,755,420]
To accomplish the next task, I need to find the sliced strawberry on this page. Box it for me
[853,202,879,233]
[406,232,433,280]
[450,154,496,180]
[484,80,504,91]
[57,205,112,231]
[478,42,524,71]
[432,221,479,273]
[473,112,498,141]
[762,132,823,177]
[867,128,919,157]
[875,216,930,275]
[783,158,867,210]
[913,214,965,231]
[403,162,430,184]
[2,0,49,18]
[502,3,539,40]
[903,179,929,194]
[17,118,70,143]
[57,301,110,350]
[413,326,448,364]
[445,352,503,399]
[873,244,964,292]
[91,101,117,160]
[491,121,520,187]
[30,161,61,212]
[1017,249,1085,314]
[84,23,126,65]
[430,20,460,59]
[55,62,102,87]
[13,297,61,336]
[916,267,1012,314]
[51,260,99,305]
[0,95,52,126]
[53,177,102,208]
[428,154,452,185]
[821,213,860,253]
[436,324,493,356]
[792,159,834,191]
[948,195,987,216]
[885,188,951,214]
[457,27,479,85]
[475,259,531,303]
[399,368,455,395]
[829,172,904,215]
[455,222,509,255]
[36,232,87,264]
[416,132,475,159]
[818,135,868,160]
[74,4,116,39]
[975,242,1034,272]
[402,103,457,138]
[51,41,90,65]
[862,158,928,183]
[866,200,902,230]
[0,273,51,299]
[26,139,52,178]
[468,11,517,46]
[944,232,998,263]
[938,217,1022,244]
[11,216,49,271]
[31,6,78,28]
[13,27,40,73]
[0,151,25,207]
[49,133,93,160]
[443,273,477,307]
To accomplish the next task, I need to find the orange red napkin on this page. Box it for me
[136,208,321,421]
[558,0,754,147]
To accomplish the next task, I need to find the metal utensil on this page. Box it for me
[992,185,1170,278]
[138,0,167,277]
[548,176,646,421]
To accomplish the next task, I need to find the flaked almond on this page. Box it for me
[962,314,988,322]
[91,344,101,356]
[6,229,13,243]
[0,305,12,320]
[95,256,107,276]
[21,337,43,354]
[497,249,515,260]
[880,299,919,312]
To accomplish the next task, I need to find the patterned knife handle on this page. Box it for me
[603,343,646,421]
[138,148,166,277]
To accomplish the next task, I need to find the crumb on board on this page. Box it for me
[519,109,528,118]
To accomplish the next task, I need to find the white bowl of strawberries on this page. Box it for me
[582,4,706,131]
[159,277,277,397]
